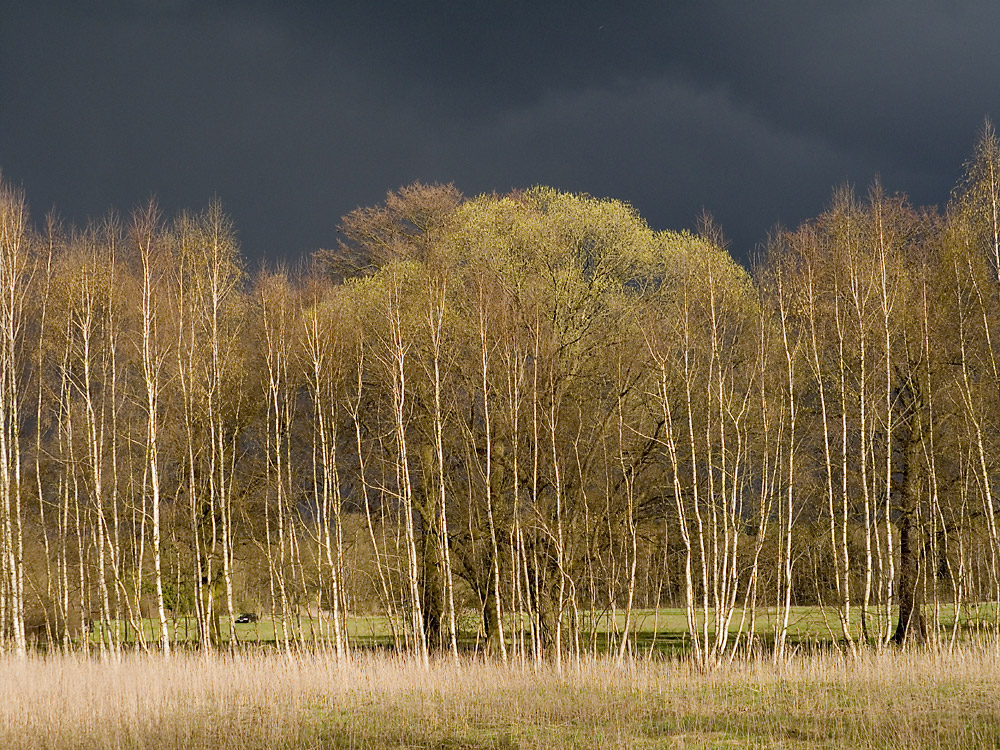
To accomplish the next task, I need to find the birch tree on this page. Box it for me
[0,177,31,656]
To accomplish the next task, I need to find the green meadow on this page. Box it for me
[86,603,1000,655]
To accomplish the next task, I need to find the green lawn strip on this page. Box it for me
[83,603,1000,655]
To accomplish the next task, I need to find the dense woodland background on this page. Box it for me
[3,128,1000,667]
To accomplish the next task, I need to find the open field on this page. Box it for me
[88,603,1000,655]
[2,647,1000,749]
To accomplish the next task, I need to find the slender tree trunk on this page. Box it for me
[0,181,29,656]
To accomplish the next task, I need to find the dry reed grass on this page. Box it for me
[1,646,998,748]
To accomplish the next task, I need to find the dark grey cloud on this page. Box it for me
[2,1,999,266]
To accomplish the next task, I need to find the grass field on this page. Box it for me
[14,606,1000,748]
[92,602,1000,654]
[2,646,1000,749]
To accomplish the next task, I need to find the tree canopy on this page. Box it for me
[2,131,1000,664]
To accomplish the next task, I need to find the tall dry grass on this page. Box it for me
[1,646,999,748]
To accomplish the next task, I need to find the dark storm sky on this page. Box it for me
[3,1,999,266]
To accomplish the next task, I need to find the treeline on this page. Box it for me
[2,128,1000,666]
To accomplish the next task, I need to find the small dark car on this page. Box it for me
[235,613,258,624]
